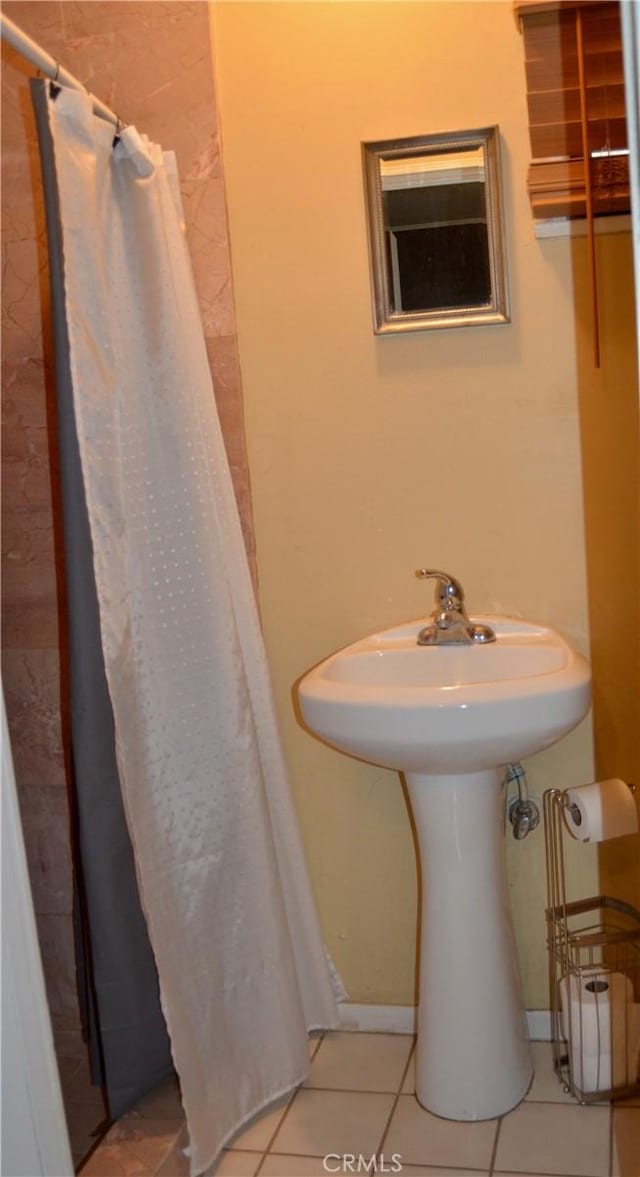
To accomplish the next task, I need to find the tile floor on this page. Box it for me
[79,1033,640,1177]
[57,1046,109,1168]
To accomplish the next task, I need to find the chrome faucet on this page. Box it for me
[414,569,496,646]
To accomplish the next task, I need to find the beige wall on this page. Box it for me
[210,0,605,1008]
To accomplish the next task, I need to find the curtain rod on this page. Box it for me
[1,13,121,129]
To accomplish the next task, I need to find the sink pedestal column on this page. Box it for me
[406,769,533,1121]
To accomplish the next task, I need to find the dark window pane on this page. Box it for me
[393,222,491,312]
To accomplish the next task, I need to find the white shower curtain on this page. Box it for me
[42,86,341,1175]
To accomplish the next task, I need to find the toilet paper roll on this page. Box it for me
[572,1045,639,1094]
[560,970,633,1054]
[560,972,639,1093]
[562,779,638,842]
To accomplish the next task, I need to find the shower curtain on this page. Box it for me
[31,80,341,1176]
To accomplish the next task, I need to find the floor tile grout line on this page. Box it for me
[309,1032,325,1062]
[252,1148,268,1176]
[259,1081,305,1158]
[235,1086,618,1108]
[255,1038,416,1169]
[513,1096,613,1109]
[375,1038,417,1159]
[81,1029,631,1175]
[226,1087,619,1164]
[303,1083,417,1096]
[487,1113,503,1177]
[224,1088,615,1137]
[229,1032,326,1160]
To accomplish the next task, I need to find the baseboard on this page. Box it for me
[338,1003,418,1035]
[338,1003,552,1041]
[526,1009,552,1040]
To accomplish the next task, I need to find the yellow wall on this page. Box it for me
[210,0,602,1007]
[571,232,640,908]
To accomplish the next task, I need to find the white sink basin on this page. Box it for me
[297,614,591,1122]
[298,617,591,774]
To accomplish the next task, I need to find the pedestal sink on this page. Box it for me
[297,615,591,1120]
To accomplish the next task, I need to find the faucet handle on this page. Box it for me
[415,568,465,612]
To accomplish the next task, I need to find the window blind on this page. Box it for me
[516,0,629,220]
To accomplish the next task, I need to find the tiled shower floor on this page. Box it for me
[57,1046,108,1169]
[78,1033,639,1177]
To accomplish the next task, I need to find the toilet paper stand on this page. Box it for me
[543,788,640,1103]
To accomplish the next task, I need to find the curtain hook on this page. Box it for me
[112,115,124,149]
[49,61,62,100]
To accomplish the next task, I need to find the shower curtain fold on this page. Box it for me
[31,80,341,1176]
[31,79,173,1120]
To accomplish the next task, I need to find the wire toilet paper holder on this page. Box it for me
[543,787,640,1103]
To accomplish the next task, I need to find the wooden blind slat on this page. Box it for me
[529,118,627,162]
[527,85,626,129]
[525,52,624,91]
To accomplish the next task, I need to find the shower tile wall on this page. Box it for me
[1,0,254,1094]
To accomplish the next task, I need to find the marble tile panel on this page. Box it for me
[197,275,237,340]
[17,783,74,915]
[204,335,256,570]
[122,1075,183,1123]
[0,153,39,227]
[66,1100,109,1172]
[1,434,55,513]
[58,1054,86,1085]
[2,647,67,785]
[185,132,222,183]
[232,481,258,578]
[53,1027,87,1059]
[34,910,81,1029]
[1,54,42,154]
[62,1051,106,1110]
[1,357,51,428]
[72,1137,103,1173]
[183,177,230,252]
[79,1142,151,1176]
[1,600,60,651]
[153,1123,190,1177]
[2,3,66,59]
[2,504,57,569]
[2,559,58,613]
[1,423,52,499]
[83,1116,184,1176]
[48,5,217,173]
[205,336,247,467]
[1,237,46,358]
